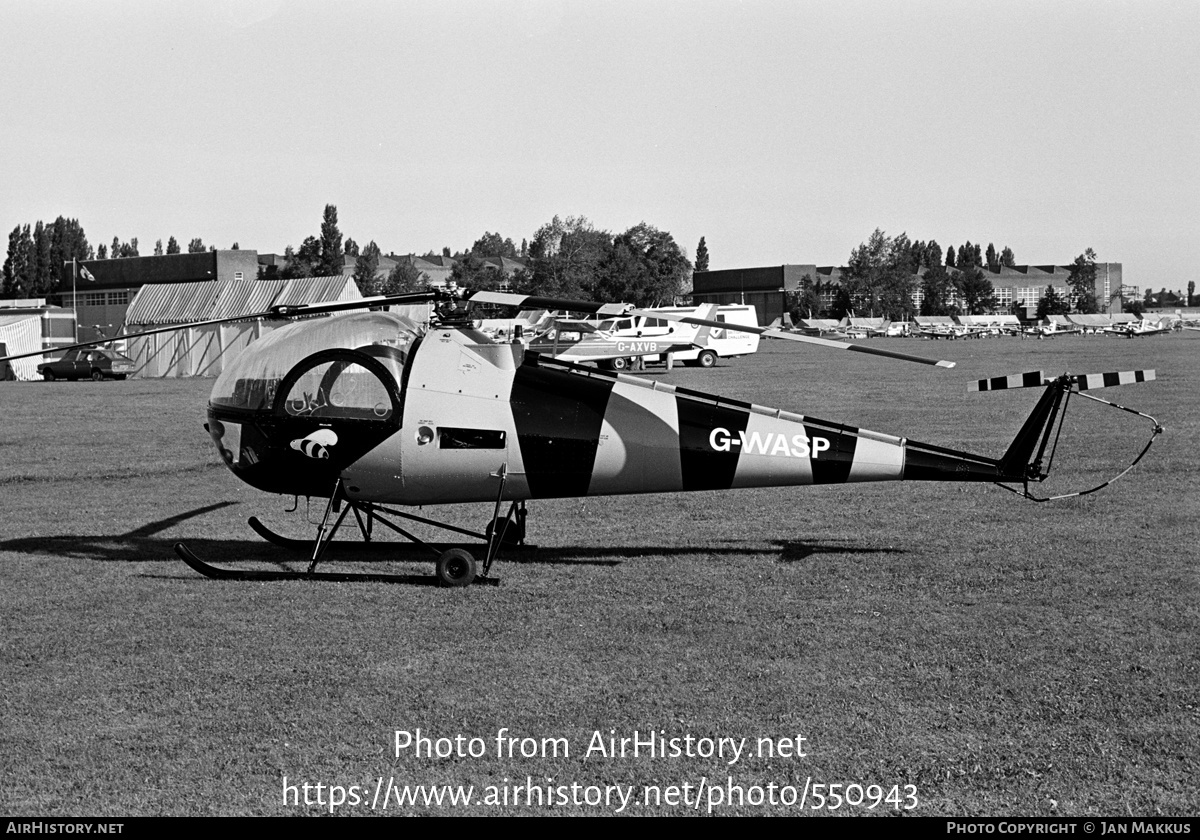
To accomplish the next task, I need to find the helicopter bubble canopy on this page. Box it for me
[210,311,422,412]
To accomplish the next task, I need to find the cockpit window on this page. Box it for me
[210,312,420,412]
[281,357,395,421]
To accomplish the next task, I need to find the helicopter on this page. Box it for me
[0,288,1163,587]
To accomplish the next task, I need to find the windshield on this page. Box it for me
[210,312,422,412]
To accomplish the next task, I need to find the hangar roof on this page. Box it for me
[125,276,360,325]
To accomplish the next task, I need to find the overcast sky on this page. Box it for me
[3,0,1197,290]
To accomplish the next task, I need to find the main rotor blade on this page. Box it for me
[466,291,954,369]
[0,291,442,363]
[269,290,440,318]
[0,313,276,363]
[466,290,628,316]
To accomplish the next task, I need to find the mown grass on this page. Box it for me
[0,333,1196,816]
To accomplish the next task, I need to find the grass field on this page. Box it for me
[1,333,1197,816]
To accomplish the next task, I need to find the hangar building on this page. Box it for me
[122,275,362,378]
[58,250,262,343]
[692,263,1125,325]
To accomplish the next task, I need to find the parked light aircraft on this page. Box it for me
[1022,320,1083,338]
[520,307,713,371]
[0,288,1163,587]
[915,322,988,340]
[1104,319,1171,338]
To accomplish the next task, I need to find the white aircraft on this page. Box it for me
[1104,319,1171,338]
[1021,320,1082,338]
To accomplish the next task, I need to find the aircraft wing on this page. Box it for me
[547,337,701,364]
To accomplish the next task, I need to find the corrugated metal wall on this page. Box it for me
[124,277,362,378]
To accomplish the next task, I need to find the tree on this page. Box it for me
[154,239,164,256]
[32,221,53,295]
[1067,248,1098,313]
[695,236,709,273]
[1000,246,1016,267]
[920,264,958,316]
[231,242,239,251]
[957,268,997,314]
[924,241,943,271]
[524,215,612,300]
[344,238,359,258]
[188,238,205,253]
[280,237,321,279]
[380,259,429,295]
[352,241,381,292]
[1188,280,1195,307]
[829,286,854,319]
[46,217,89,295]
[1036,285,1070,319]
[841,228,916,318]
[96,243,108,259]
[985,243,999,272]
[450,253,505,292]
[956,241,980,270]
[166,236,180,254]
[3,225,31,297]
[841,228,890,315]
[945,245,955,268]
[470,232,518,259]
[318,204,343,276]
[789,273,821,320]
[591,223,691,306]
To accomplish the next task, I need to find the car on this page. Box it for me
[37,348,136,381]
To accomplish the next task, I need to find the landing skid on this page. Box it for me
[247,516,311,552]
[179,477,529,587]
[173,542,499,585]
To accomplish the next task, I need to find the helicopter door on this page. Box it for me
[389,422,512,505]
[259,350,404,496]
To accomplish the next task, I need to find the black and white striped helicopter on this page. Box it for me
[1,288,1163,586]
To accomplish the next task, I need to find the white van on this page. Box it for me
[594,304,760,368]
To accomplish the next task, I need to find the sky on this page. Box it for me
[2,0,1197,291]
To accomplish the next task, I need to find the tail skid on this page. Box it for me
[972,370,1164,501]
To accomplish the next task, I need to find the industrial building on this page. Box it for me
[58,250,262,342]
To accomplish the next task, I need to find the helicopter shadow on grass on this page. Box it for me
[0,503,906,584]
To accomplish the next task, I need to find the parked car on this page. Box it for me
[37,348,136,381]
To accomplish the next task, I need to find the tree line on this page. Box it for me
[787,229,1112,322]
[2,214,221,298]
[276,207,692,308]
[11,208,1157,316]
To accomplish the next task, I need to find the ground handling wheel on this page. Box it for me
[435,548,477,587]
